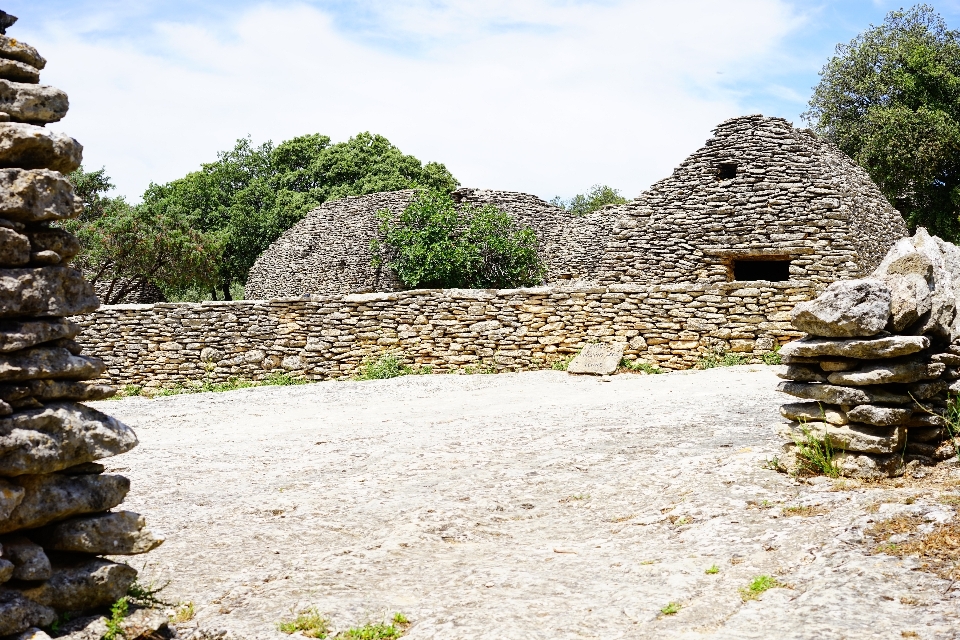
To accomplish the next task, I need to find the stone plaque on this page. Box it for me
[567,342,626,375]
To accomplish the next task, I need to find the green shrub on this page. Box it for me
[551,185,629,216]
[371,189,545,289]
[619,358,663,374]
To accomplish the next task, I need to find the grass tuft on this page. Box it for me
[104,597,128,640]
[696,347,748,369]
[278,608,331,638]
[792,422,840,478]
[705,564,720,575]
[127,578,172,609]
[739,575,781,601]
[660,602,681,616]
[551,354,575,371]
[170,602,195,624]
[761,345,782,365]
[619,358,663,374]
[781,504,829,517]
[355,354,431,380]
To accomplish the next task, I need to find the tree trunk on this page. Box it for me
[221,282,232,301]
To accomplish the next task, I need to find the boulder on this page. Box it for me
[0,123,82,173]
[0,403,138,476]
[0,319,80,353]
[780,421,905,454]
[791,279,891,337]
[887,273,932,332]
[0,473,129,533]
[834,450,903,480]
[0,80,68,124]
[779,402,848,425]
[0,169,81,223]
[0,267,98,319]
[826,361,944,386]
[0,35,45,70]
[778,335,929,360]
[17,558,136,612]
[846,405,914,426]
[0,347,105,382]
[34,511,163,555]
[0,59,39,84]
[0,590,55,636]
[0,535,50,580]
[777,381,911,406]
[0,225,29,266]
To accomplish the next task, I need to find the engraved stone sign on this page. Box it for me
[567,342,626,375]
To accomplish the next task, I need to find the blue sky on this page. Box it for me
[10,1,960,201]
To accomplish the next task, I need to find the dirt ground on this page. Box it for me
[92,366,960,640]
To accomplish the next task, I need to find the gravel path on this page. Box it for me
[92,366,960,640]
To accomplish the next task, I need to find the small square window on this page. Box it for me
[733,259,791,282]
[716,163,738,180]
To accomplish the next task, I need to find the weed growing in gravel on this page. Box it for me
[338,620,407,639]
[761,345,782,365]
[867,514,960,580]
[792,424,840,478]
[705,565,720,574]
[127,577,171,608]
[739,575,781,601]
[696,347,747,369]
[660,602,681,616]
[551,354,575,371]
[356,354,431,380]
[104,597,128,640]
[170,602,195,624]
[619,358,663,374]
[278,608,331,638]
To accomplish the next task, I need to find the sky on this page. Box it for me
[9,1,960,202]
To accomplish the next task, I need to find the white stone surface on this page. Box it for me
[94,367,960,639]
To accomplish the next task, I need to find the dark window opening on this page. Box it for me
[716,162,738,180]
[733,259,791,282]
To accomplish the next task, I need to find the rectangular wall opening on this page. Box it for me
[716,162,738,180]
[733,259,791,282]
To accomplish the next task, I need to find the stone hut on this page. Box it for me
[245,115,907,299]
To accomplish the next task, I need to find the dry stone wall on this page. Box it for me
[76,281,817,388]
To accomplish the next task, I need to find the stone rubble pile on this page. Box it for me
[0,14,161,636]
[778,228,960,479]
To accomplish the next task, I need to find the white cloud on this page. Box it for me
[22,0,803,200]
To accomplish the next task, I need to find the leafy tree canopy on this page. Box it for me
[372,189,545,290]
[65,167,225,304]
[550,184,629,216]
[804,4,960,241]
[142,132,458,299]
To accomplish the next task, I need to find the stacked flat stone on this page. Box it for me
[777,228,960,479]
[0,16,161,635]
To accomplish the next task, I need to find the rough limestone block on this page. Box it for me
[0,80,67,124]
[0,36,46,71]
[834,450,903,480]
[0,169,81,222]
[0,347,105,382]
[0,225,28,266]
[904,414,947,428]
[0,590,55,636]
[0,123,82,173]
[906,379,947,400]
[790,279,891,337]
[0,380,115,404]
[0,319,79,353]
[886,272,932,332]
[826,361,944,386]
[26,227,79,262]
[776,364,828,383]
[0,59,39,83]
[34,511,163,555]
[846,405,914,427]
[0,536,50,580]
[779,402,848,425]
[0,477,23,519]
[12,628,52,640]
[0,403,137,477]
[0,473,129,533]
[567,342,625,375]
[0,267,98,319]
[0,558,11,583]
[818,358,857,371]
[777,381,911,406]
[780,420,904,454]
[16,558,136,612]
[779,334,929,360]
[910,427,943,442]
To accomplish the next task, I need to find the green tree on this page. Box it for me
[372,189,545,289]
[551,184,629,216]
[64,167,224,304]
[142,132,458,299]
[804,4,960,240]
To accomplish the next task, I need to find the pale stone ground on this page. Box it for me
[91,367,960,640]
